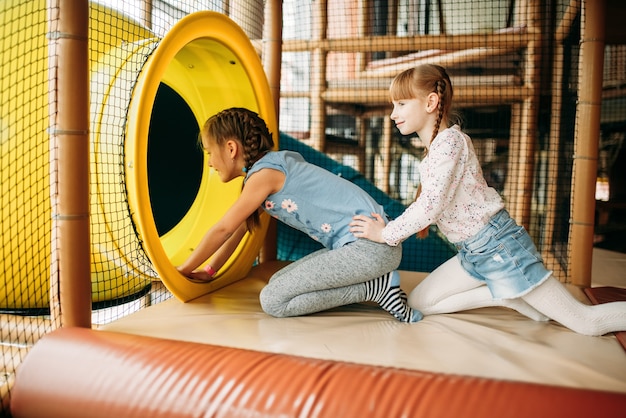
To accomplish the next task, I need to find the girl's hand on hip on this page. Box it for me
[350,213,386,243]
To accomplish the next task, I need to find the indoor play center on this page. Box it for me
[1,0,626,416]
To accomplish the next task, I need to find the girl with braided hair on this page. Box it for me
[350,64,626,336]
[177,107,422,322]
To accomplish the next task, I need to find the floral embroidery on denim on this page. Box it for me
[264,200,275,210]
[281,199,298,213]
[320,223,332,233]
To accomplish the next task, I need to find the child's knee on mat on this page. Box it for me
[259,286,287,317]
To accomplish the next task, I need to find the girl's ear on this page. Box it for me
[225,139,239,158]
[426,92,439,113]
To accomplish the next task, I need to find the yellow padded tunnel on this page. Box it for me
[1,1,275,309]
[123,11,276,302]
[0,0,155,310]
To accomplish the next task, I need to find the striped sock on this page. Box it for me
[365,271,423,323]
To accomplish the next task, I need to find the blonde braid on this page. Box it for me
[431,79,446,144]
[416,77,447,239]
[388,65,453,239]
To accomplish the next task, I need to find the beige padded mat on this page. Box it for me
[103,249,626,394]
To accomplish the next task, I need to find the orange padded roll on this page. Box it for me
[11,327,626,418]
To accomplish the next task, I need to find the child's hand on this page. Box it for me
[176,266,216,284]
[349,213,386,243]
[185,271,217,284]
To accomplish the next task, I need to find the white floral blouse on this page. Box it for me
[382,125,504,245]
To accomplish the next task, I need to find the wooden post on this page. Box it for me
[543,0,580,279]
[569,0,605,286]
[47,0,92,328]
[260,0,283,263]
[141,0,153,29]
[310,0,328,151]
[263,0,282,124]
[508,0,542,228]
[381,116,392,193]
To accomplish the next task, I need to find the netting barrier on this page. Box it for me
[2,1,625,415]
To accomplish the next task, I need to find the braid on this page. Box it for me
[390,64,454,240]
[201,107,275,230]
[430,79,446,144]
[416,79,446,240]
[240,109,273,172]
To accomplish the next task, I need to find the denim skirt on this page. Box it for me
[454,209,551,299]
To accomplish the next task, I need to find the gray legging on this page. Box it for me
[260,239,402,317]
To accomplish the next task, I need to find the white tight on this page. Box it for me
[523,277,626,336]
[408,256,626,336]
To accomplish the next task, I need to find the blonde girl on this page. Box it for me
[350,64,626,336]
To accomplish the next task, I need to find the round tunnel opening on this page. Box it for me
[123,11,279,302]
[148,83,203,236]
